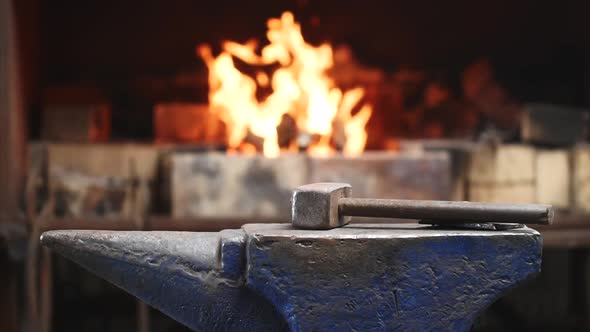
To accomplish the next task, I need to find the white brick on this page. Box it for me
[468,144,536,203]
[535,150,570,208]
[574,146,590,212]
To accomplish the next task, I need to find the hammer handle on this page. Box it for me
[338,198,553,225]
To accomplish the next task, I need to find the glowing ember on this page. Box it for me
[198,11,372,157]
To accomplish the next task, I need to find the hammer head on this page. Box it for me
[291,183,352,229]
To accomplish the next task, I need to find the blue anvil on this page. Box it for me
[41,223,542,331]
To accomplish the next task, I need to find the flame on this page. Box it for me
[199,11,372,157]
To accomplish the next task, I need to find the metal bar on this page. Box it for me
[339,198,553,225]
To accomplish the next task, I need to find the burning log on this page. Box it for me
[242,131,265,152]
[276,113,297,148]
[154,103,225,144]
[197,11,373,157]
[330,45,384,88]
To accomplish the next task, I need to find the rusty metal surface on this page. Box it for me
[42,223,542,331]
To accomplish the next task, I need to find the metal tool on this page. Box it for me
[41,224,542,331]
[291,182,554,229]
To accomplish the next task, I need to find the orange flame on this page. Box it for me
[199,11,372,157]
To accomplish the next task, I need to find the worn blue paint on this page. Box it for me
[244,225,542,332]
[41,224,542,332]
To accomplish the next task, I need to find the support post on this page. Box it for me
[0,0,26,224]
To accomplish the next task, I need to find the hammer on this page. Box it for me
[291,183,554,230]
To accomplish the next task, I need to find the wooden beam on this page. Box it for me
[0,0,26,224]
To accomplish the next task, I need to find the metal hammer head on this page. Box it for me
[291,182,352,229]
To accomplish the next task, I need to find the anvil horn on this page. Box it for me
[40,230,287,331]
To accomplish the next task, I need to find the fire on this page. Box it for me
[198,11,372,157]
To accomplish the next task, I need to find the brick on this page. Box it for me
[468,145,536,204]
[401,140,477,201]
[574,145,590,212]
[469,185,536,204]
[309,151,452,200]
[469,144,535,183]
[535,150,571,208]
[42,105,111,142]
[521,103,588,146]
[47,143,161,180]
[166,151,453,221]
[45,143,162,219]
[168,152,308,220]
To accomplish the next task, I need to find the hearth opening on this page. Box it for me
[29,0,590,149]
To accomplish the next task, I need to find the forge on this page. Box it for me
[2,1,590,331]
[25,8,590,224]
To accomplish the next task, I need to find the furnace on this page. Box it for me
[1,1,590,331]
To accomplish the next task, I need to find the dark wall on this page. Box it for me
[40,0,590,81]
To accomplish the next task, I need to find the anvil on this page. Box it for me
[41,223,541,331]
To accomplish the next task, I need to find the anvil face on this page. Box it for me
[41,224,542,332]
